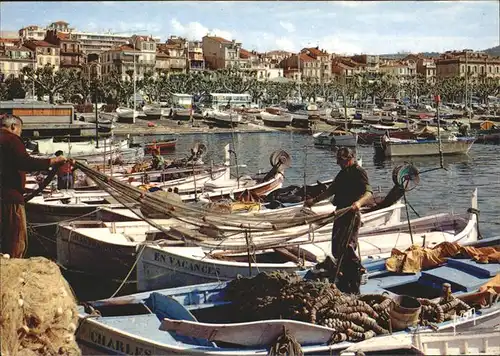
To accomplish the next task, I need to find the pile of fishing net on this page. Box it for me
[0,255,81,356]
[224,271,474,348]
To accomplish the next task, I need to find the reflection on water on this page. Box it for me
[122,132,499,237]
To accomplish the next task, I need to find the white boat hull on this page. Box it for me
[313,132,358,147]
[116,107,138,123]
[137,189,478,291]
[380,137,476,157]
[261,112,292,127]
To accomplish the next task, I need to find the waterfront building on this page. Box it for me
[18,25,46,41]
[45,30,84,70]
[202,35,250,70]
[24,40,60,71]
[300,47,332,83]
[187,40,205,71]
[0,39,34,77]
[156,36,188,74]
[350,54,380,74]
[101,35,156,81]
[331,57,361,83]
[436,50,500,82]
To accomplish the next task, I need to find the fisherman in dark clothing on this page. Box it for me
[304,147,373,294]
[0,115,68,258]
[55,150,75,190]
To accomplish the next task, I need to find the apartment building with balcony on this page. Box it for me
[187,40,205,71]
[45,30,84,70]
[202,36,250,70]
[24,40,60,71]
[300,47,331,83]
[403,54,437,83]
[101,36,156,81]
[238,49,284,80]
[261,50,292,68]
[18,25,46,41]
[155,36,188,73]
[350,54,380,74]
[436,50,500,81]
[101,44,139,81]
[0,39,34,77]
[331,57,361,83]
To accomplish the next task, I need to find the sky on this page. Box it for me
[1,1,498,55]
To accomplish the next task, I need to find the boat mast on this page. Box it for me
[435,94,444,168]
[298,53,301,103]
[343,76,348,131]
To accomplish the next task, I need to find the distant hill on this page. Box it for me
[484,45,500,56]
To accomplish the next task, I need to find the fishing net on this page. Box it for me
[0,255,81,356]
[224,271,477,346]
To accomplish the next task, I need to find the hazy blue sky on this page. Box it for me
[1,1,498,54]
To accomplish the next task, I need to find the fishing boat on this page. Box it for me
[116,107,139,123]
[143,104,162,120]
[355,124,418,145]
[261,108,293,128]
[144,139,177,154]
[136,188,478,291]
[211,110,242,128]
[376,134,476,157]
[54,199,403,285]
[172,108,192,121]
[313,129,358,148]
[76,235,500,355]
[29,137,116,156]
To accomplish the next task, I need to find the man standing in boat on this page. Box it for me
[1,115,68,258]
[151,147,165,170]
[304,147,373,294]
[54,150,75,190]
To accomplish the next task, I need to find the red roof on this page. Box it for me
[109,44,138,52]
[303,47,328,57]
[56,32,69,40]
[53,21,69,25]
[205,36,231,44]
[0,38,20,44]
[239,49,251,59]
[299,53,314,62]
[28,40,58,48]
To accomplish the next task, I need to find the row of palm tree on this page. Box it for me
[0,64,498,106]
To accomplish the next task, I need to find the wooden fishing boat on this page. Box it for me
[143,104,162,120]
[261,109,293,128]
[313,129,358,148]
[116,107,139,123]
[55,198,404,284]
[144,139,177,154]
[76,235,500,355]
[211,110,242,128]
[136,190,478,291]
[376,135,476,157]
[341,328,500,355]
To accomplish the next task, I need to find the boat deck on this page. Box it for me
[79,239,500,354]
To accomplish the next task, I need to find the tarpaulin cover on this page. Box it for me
[458,274,500,307]
[385,241,500,274]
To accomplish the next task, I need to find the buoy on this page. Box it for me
[3,254,10,259]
